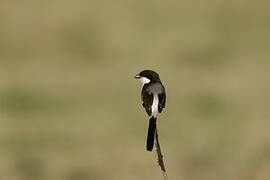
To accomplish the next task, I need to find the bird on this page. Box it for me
[134,70,166,151]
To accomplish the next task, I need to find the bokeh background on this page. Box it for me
[1,0,270,180]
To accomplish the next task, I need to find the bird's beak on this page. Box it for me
[134,74,141,79]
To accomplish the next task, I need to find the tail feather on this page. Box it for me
[146,117,156,151]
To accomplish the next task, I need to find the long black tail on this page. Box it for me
[146,117,157,151]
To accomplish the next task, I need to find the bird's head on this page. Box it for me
[134,70,161,85]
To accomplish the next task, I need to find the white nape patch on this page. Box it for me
[139,77,150,85]
[151,94,159,118]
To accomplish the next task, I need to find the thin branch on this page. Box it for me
[155,130,168,180]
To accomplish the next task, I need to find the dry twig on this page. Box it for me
[155,130,168,180]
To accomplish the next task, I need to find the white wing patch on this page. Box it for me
[151,94,159,118]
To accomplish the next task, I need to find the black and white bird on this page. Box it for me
[134,70,166,151]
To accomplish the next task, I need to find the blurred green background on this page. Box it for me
[0,0,270,180]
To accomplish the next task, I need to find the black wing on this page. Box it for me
[158,85,166,113]
[141,85,153,116]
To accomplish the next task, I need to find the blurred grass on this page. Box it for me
[0,0,270,180]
